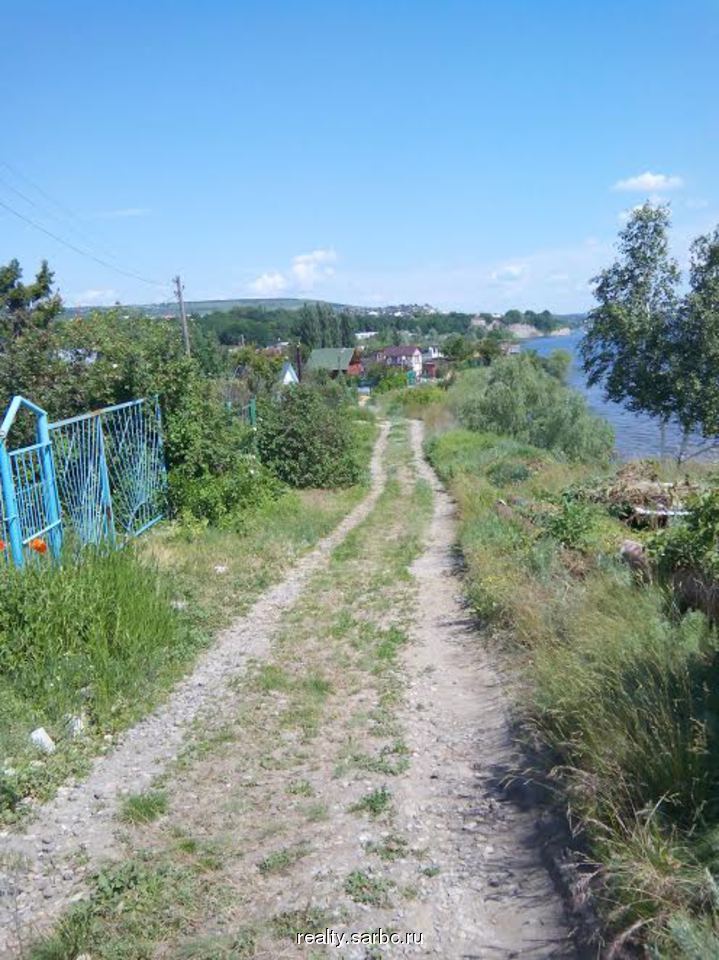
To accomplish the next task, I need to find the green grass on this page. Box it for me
[120,789,169,824]
[0,549,200,823]
[344,870,393,907]
[350,786,393,818]
[28,854,228,960]
[367,833,409,861]
[257,843,309,875]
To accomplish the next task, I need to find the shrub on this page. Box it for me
[544,497,599,550]
[257,385,363,488]
[448,354,614,462]
[428,423,719,954]
[486,460,531,487]
[167,454,282,527]
[648,488,719,579]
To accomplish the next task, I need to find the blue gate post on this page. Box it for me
[95,416,116,545]
[0,438,23,568]
[36,409,62,559]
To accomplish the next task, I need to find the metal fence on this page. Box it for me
[239,397,257,427]
[0,395,166,568]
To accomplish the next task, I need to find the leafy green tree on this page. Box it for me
[324,306,341,348]
[295,303,321,349]
[0,259,62,338]
[443,333,473,362]
[257,384,362,487]
[581,203,680,429]
[449,354,613,462]
[476,338,501,365]
[539,348,571,382]
[339,311,355,347]
[670,227,719,455]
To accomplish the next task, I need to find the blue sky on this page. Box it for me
[2,0,717,312]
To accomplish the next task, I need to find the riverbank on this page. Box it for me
[521,329,716,462]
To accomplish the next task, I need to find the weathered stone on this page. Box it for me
[29,727,55,754]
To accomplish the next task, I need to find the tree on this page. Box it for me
[339,311,355,347]
[443,333,473,362]
[670,227,719,455]
[295,303,320,349]
[581,203,680,431]
[0,259,62,338]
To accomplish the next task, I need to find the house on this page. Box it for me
[306,347,363,377]
[278,361,299,386]
[422,345,442,361]
[499,340,521,356]
[355,330,378,341]
[376,345,423,377]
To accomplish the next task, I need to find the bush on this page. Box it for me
[257,385,363,488]
[448,354,614,462]
[167,454,282,527]
[486,460,531,487]
[543,497,599,550]
[648,488,719,579]
[160,367,283,524]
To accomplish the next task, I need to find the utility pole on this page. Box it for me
[173,274,191,356]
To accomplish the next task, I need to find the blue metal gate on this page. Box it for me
[0,396,166,568]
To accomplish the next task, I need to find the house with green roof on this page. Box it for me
[305,347,362,377]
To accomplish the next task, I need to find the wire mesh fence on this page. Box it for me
[0,395,166,568]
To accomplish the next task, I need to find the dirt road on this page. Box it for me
[2,420,574,959]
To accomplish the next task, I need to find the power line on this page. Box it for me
[0,194,168,289]
[0,159,123,256]
[0,168,123,263]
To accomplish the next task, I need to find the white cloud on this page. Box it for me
[95,207,151,219]
[248,248,337,296]
[248,271,288,295]
[72,288,118,305]
[489,263,524,283]
[613,171,684,193]
[290,248,337,288]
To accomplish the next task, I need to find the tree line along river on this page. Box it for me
[520,329,713,462]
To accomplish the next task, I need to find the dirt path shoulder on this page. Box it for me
[394,420,574,957]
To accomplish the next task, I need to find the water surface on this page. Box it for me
[521,330,712,461]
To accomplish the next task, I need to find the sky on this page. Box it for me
[2,0,718,313]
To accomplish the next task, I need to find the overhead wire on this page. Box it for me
[0,158,170,292]
[0,163,124,263]
[0,194,168,289]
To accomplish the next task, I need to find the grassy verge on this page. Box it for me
[0,419,377,825]
[425,425,719,957]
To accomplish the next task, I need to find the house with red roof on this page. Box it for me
[372,345,423,378]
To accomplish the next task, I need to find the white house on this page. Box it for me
[378,345,423,377]
[278,361,300,385]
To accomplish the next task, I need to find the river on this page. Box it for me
[520,329,713,462]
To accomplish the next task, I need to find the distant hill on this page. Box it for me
[62,297,363,319]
